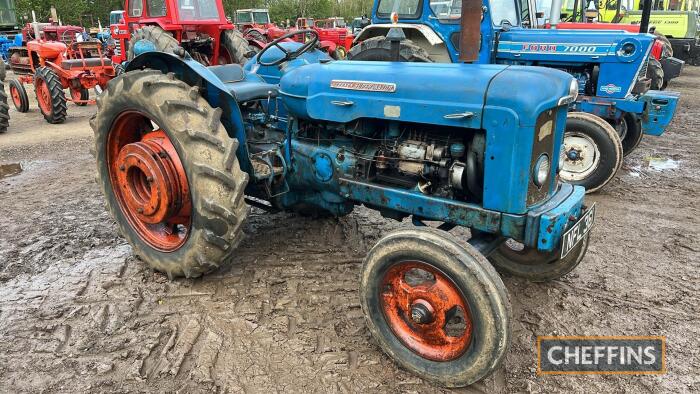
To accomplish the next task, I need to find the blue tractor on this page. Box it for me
[94,28,594,386]
[348,0,681,192]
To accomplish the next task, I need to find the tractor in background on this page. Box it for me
[349,0,680,193]
[110,0,251,66]
[7,18,118,123]
[539,0,684,89]
[96,18,594,386]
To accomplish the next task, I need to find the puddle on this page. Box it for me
[0,163,23,179]
[647,157,680,171]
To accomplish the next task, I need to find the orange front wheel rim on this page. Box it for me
[380,261,473,361]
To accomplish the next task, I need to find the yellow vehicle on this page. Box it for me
[622,0,700,64]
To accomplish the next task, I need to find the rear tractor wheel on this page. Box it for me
[347,36,432,62]
[360,228,511,387]
[34,67,67,124]
[560,112,622,193]
[0,81,9,132]
[219,30,253,65]
[127,26,180,61]
[92,70,249,278]
[8,79,29,113]
[646,57,665,91]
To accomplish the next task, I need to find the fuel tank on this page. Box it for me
[279,60,573,128]
[27,40,67,61]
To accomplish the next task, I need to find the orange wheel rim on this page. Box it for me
[70,87,82,102]
[10,84,21,107]
[36,79,52,114]
[106,111,192,251]
[380,261,473,361]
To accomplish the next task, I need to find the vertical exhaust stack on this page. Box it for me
[639,0,653,33]
[550,0,563,28]
[32,10,41,42]
[459,0,482,62]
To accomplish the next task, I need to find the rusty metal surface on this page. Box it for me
[459,0,482,62]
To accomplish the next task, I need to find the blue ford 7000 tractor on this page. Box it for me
[95,26,594,386]
[349,0,681,193]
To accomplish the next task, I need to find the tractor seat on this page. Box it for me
[61,58,112,70]
[210,64,278,102]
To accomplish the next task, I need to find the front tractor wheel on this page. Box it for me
[92,70,249,278]
[70,86,89,106]
[34,67,67,124]
[360,228,511,387]
[487,234,590,282]
[8,79,29,113]
[0,81,9,132]
[560,112,622,193]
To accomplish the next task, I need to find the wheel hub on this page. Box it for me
[410,299,435,324]
[114,131,187,225]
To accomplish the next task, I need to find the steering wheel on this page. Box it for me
[256,29,319,66]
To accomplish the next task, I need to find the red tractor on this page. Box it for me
[233,8,279,53]
[7,23,118,124]
[313,17,354,58]
[109,0,251,66]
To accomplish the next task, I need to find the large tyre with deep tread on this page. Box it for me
[8,79,28,113]
[360,227,511,387]
[0,61,6,82]
[560,112,622,193]
[34,67,67,124]
[127,25,180,61]
[92,70,249,278]
[0,81,9,132]
[220,29,253,65]
[646,57,665,90]
[348,36,433,62]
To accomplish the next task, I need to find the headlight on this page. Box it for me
[558,79,579,105]
[533,153,550,188]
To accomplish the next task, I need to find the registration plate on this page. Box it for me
[561,204,596,258]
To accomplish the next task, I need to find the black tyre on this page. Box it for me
[34,67,67,124]
[220,30,253,65]
[0,81,9,132]
[646,57,665,90]
[114,63,125,76]
[127,25,180,61]
[487,233,590,282]
[560,112,622,193]
[610,112,643,156]
[360,227,511,387]
[654,32,674,57]
[70,86,89,106]
[347,36,432,62]
[0,61,6,82]
[8,79,29,113]
[92,70,249,278]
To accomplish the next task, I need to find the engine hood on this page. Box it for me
[279,60,573,128]
[498,28,655,65]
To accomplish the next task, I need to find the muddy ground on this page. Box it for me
[0,67,698,394]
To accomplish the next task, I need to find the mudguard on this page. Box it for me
[640,91,681,136]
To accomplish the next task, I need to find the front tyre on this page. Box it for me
[611,112,643,156]
[487,233,590,282]
[560,112,622,193]
[360,228,511,387]
[0,81,9,132]
[8,79,29,113]
[92,70,249,278]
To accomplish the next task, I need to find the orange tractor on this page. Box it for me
[7,22,119,124]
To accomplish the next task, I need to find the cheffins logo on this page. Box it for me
[600,84,622,94]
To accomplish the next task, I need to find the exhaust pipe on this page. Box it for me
[550,0,563,28]
[639,0,653,33]
[459,0,482,62]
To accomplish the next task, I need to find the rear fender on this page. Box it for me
[125,51,252,172]
[353,23,452,62]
